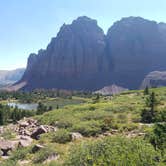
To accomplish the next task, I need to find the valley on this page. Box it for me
[0,87,165,165]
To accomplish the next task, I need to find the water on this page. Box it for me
[8,102,38,110]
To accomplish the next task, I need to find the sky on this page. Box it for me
[1,0,166,70]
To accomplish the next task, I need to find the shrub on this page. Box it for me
[56,119,73,129]
[71,120,103,137]
[145,123,166,154]
[65,137,160,166]
[33,145,57,163]
[52,129,72,144]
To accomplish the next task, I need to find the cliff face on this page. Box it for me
[18,16,166,91]
[21,16,112,90]
[141,71,166,89]
[107,17,166,89]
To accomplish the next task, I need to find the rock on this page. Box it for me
[32,144,44,153]
[71,132,83,141]
[107,17,166,89]
[18,121,29,128]
[15,16,112,91]
[141,71,166,89]
[95,84,128,95]
[0,140,18,156]
[18,136,33,147]
[13,16,166,91]
[44,153,59,164]
[18,160,30,165]
[31,125,47,139]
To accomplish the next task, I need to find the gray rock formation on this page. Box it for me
[16,16,166,91]
[20,16,112,91]
[107,17,166,89]
[95,84,128,95]
[141,71,166,89]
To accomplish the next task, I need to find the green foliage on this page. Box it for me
[51,129,72,144]
[146,123,166,154]
[141,92,158,123]
[71,120,104,137]
[0,129,16,140]
[33,145,57,163]
[65,137,160,166]
[144,86,149,95]
[36,102,51,115]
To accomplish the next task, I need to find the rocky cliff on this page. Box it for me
[20,16,112,90]
[17,16,166,91]
[107,17,166,89]
[141,71,166,89]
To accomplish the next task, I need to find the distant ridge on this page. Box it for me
[0,68,25,88]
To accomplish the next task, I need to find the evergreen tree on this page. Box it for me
[144,86,149,95]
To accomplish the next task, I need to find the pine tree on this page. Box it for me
[144,86,149,95]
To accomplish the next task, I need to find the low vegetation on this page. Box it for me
[0,87,165,165]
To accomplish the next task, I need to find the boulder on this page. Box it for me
[18,136,33,147]
[71,132,83,141]
[0,140,18,156]
[31,125,47,139]
[44,153,59,164]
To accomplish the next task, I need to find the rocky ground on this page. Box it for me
[0,117,148,165]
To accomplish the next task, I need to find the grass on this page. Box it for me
[1,87,166,165]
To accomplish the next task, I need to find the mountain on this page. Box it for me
[16,16,166,91]
[0,68,25,88]
[19,16,112,91]
[95,84,128,95]
[141,71,166,89]
[107,17,166,89]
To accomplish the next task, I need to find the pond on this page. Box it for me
[7,102,38,110]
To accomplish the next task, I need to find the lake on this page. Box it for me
[8,102,38,110]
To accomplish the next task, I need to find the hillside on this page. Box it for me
[0,68,25,88]
[0,87,165,165]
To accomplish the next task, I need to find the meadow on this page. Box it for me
[0,87,165,165]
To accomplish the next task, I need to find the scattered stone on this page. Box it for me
[31,125,47,140]
[71,132,83,141]
[18,136,33,147]
[18,160,30,165]
[44,153,59,164]
[0,140,18,156]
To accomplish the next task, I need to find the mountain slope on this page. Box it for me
[19,16,112,90]
[0,68,25,87]
[17,16,166,91]
[107,17,166,89]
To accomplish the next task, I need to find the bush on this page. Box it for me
[71,120,103,137]
[52,129,72,144]
[65,137,160,166]
[145,123,166,153]
[33,145,57,163]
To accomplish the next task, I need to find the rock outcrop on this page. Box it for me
[141,71,166,89]
[95,84,128,95]
[19,16,112,91]
[107,17,166,89]
[16,16,166,91]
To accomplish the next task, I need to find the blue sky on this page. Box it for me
[1,0,166,70]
